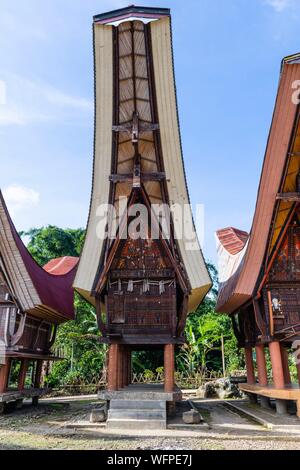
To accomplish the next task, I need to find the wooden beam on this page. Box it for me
[18,359,28,391]
[109,172,166,183]
[267,290,274,337]
[0,360,10,393]
[276,192,300,202]
[164,344,175,393]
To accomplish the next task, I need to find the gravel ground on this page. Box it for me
[0,398,300,450]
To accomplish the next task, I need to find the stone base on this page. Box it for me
[98,384,182,402]
[182,409,202,424]
[276,399,288,415]
[260,396,271,409]
[98,384,182,430]
[90,407,107,423]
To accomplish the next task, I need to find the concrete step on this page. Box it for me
[110,399,165,410]
[106,418,166,430]
[108,409,166,420]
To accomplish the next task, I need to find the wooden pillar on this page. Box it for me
[18,359,28,391]
[122,347,128,388]
[297,400,300,419]
[244,346,255,385]
[127,349,132,385]
[107,344,118,391]
[34,360,43,388]
[117,345,123,389]
[164,344,175,393]
[255,344,268,386]
[296,362,300,386]
[32,360,43,406]
[255,344,270,408]
[280,345,291,385]
[269,341,285,389]
[0,360,10,393]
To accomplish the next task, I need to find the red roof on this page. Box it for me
[44,256,79,275]
[216,57,300,314]
[1,191,78,321]
[216,227,248,255]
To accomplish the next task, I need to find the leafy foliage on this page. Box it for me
[176,263,244,375]
[21,225,85,266]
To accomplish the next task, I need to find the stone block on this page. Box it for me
[90,408,106,423]
[182,409,202,424]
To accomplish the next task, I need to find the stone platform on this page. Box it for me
[98,383,182,402]
[98,384,182,430]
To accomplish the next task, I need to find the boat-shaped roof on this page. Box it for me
[74,7,211,312]
[0,191,78,322]
[216,54,300,313]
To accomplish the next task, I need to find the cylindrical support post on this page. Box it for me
[255,344,270,409]
[297,362,300,386]
[244,346,255,385]
[255,344,268,386]
[18,359,28,391]
[164,344,175,393]
[0,360,11,393]
[122,347,128,388]
[297,400,300,419]
[117,345,124,390]
[127,349,132,385]
[280,345,291,385]
[269,341,285,389]
[32,360,44,406]
[107,344,118,391]
[269,341,288,415]
[34,360,43,388]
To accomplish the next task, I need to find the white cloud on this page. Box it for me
[45,88,93,111]
[0,81,6,105]
[2,185,40,215]
[0,11,47,41]
[265,0,292,12]
[0,73,93,127]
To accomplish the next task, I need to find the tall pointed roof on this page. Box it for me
[216,54,300,314]
[0,191,78,322]
[74,7,211,311]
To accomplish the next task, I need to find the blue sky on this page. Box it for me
[1,0,300,264]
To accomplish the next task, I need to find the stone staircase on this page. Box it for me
[107,398,167,429]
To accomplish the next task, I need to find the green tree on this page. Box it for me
[176,262,244,375]
[24,226,107,388]
[21,225,85,266]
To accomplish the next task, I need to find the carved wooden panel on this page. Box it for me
[269,224,300,283]
[263,288,300,332]
[106,233,177,335]
[110,238,172,277]
[17,317,51,352]
[106,282,176,333]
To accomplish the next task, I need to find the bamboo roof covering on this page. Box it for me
[216,54,300,314]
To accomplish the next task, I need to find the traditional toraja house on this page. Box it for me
[74,5,211,428]
[0,190,78,412]
[216,53,300,417]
